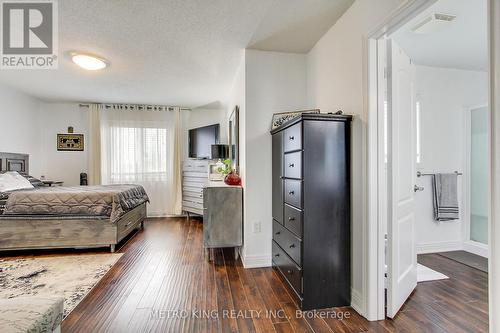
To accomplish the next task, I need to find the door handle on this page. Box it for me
[414,185,424,192]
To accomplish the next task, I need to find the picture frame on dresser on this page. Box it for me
[270,109,320,130]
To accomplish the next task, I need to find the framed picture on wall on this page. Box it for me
[57,134,84,151]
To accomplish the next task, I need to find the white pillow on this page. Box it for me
[0,171,34,192]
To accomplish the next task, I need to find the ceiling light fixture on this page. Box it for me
[71,52,109,70]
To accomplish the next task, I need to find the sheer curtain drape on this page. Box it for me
[87,104,102,185]
[100,107,182,216]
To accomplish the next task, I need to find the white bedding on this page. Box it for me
[0,171,34,192]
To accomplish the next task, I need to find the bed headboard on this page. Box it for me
[0,152,29,174]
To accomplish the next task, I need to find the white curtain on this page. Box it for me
[172,109,182,215]
[87,104,102,185]
[100,107,182,217]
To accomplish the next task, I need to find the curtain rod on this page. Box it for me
[78,103,191,111]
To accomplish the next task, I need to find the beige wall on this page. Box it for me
[38,103,89,186]
[181,107,227,160]
[0,85,43,177]
[241,50,308,266]
[413,66,488,252]
[306,0,405,313]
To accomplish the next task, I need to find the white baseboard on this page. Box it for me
[463,241,489,258]
[417,241,463,254]
[241,254,271,268]
[351,288,364,316]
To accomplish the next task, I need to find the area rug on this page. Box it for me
[417,263,449,282]
[0,254,122,317]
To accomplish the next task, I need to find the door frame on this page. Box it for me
[364,0,500,325]
[488,3,500,331]
[464,104,489,258]
[365,0,438,321]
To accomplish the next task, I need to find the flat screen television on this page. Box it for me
[188,124,220,159]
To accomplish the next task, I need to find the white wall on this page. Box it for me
[226,55,246,184]
[306,0,404,314]
[38,103,89,186]
[0,85,43,177]
[414,65,488,252]
[181,107,227,160]
[241,49,308,266]
[0,84,88,184]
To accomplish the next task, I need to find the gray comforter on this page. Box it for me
[2,185,149,223]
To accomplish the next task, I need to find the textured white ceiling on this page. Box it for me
[248,0,354,53]
[0,0,353,107]
[392,0,487,71]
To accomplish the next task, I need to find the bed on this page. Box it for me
[0,152,148,252]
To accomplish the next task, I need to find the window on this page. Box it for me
[108,125,168,183]
[100,107,180,217]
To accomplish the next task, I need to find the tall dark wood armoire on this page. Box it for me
[270,113,352,310]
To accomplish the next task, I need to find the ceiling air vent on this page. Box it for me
[411,13,456,34]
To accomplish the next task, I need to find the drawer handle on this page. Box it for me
[288,191,295,195]
[289,244,295,249]
[289,136,295,140]
[288,163,294,168]
[288,217,295,221]
[275,253,280,257]
[275,231,281,235]
[287,270,293,275]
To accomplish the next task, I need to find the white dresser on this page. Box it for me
[182,160,209,216]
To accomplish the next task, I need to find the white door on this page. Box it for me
[386,39,418,318]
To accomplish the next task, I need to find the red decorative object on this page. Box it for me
[224,171,241,186]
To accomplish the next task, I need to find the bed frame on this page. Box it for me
[0,152,29,173]
[0,152,146,252]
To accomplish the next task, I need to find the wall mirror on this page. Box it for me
[229,106,239,173]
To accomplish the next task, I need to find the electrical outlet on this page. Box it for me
[253,221,261,233]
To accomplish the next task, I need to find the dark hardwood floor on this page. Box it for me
[4,218,489,332]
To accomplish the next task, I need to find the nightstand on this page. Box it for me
[41,180,64,187]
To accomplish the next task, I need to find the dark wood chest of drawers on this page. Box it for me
[270,113,352,310]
